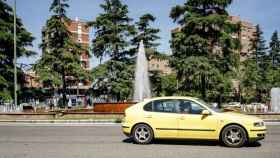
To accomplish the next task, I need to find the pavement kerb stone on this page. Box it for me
[0,119,279,123]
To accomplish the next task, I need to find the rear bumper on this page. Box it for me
[122,125,131,137]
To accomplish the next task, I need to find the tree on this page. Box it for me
[249,25,268,102]
[269,31,280,67]
[160,74,178,96]
[265,30,280,97]
[132,13,160,50]
[88,0,135,101]
[35,0,88,107]
[0,0,34,101]
[132,13,160,60]
[251,25,267,69]
[88,0,134,62]
[149,70,162,96]
[241,60,260,103]
[170,0,240,103]
[150,71,177,97]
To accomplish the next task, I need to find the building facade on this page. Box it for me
[228,16,256,61]
[23,70,42,88]
[65,18,90,70]
[41,18,90,70]
[148,57,173,75]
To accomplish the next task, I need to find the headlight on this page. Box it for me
[254,122,264,127]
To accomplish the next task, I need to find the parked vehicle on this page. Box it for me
[122,96,266,147]
[222,102,241,108]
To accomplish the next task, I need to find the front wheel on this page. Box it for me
[221,125,247,147]
[132,124,154,144]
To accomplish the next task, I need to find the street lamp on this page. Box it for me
[13,0,17,108]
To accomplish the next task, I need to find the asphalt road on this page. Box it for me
[0,124,279,158]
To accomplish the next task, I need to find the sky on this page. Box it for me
[6,0,280,68]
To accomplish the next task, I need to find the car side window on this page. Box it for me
[153,100,180,113]
[143,102,153,111]
[179,100,205,114]
[190,102,205,114]
[179,101,191,113]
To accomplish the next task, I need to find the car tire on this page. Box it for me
[132,124,154,144]
[221,125,247,148]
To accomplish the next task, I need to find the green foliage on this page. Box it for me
[149,70,162,96]
[240,60,259,103]
[35,0,88,106]
[88,0,134,61]
[241,26,280,103]
[269,31,280,67]
[49,0,69,17]
[160,74,178,96]
[251,25,267,60]
[242,25,269,102]
[89,0,135,101]
[0,0,35,101]
[132,13,160,49]
[170,0,239,103]
[91,62,108,81]
[91,60,134,101]
[150,71,177,97]
[131,13,160,60]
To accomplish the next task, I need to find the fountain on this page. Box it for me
[271,88,280,113]
[93,41,151,112]
[133,40,151,102]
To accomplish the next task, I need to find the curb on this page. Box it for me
[264,120,280,122]
[0,119,119,123]
[0,119,279,124]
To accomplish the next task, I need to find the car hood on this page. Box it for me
[216,112,263,123]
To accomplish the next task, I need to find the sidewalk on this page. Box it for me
[0,119,119,123]
[0,119,279,124]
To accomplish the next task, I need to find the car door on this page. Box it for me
[177,100,219,139]
[142,99,180,138]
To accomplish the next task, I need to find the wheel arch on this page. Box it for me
[219,123,249,141]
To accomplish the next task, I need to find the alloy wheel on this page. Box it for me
[222,125,247,147]
[133,124,153,144]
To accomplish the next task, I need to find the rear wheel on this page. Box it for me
[132,124,153,144]
[221,125,247,148]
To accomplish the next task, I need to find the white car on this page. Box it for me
[223,102,241,108]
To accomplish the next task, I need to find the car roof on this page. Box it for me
[143,96,199,102]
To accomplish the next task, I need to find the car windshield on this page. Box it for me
[195,99,224,113]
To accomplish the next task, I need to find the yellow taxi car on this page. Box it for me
[122,96,266,147]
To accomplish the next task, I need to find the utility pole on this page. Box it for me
[13,0,17,108]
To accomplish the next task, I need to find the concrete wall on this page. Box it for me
[0,112,124,120]
[0,113,55,120]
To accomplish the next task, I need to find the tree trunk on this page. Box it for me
[201,75,206,98]
[62,70,67,109]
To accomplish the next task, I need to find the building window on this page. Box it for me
[77,24,82,43]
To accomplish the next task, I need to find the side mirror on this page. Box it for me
[202,110,211,115]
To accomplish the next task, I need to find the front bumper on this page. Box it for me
[248,128,266,142]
